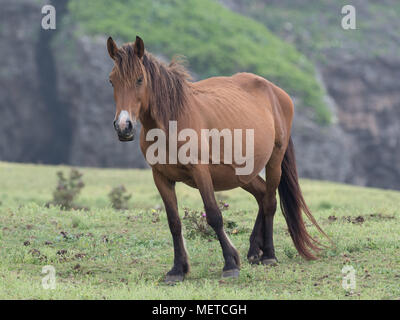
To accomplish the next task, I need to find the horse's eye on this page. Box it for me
[109,80,113,87]
[136,76,143,86]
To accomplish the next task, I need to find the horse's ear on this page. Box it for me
[107,37,118,60]
[134,36,145,59]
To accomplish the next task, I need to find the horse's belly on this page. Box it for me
[209,158,269,191]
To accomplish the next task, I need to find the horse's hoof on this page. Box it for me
[165,274,184,284]
[222,269,240,279]
[248,255,261,265]
[262,258,278,266]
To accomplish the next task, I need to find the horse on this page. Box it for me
[106,36,329,283]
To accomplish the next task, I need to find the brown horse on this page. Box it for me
[107,36,329,282]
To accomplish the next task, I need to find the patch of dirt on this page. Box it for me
[29,249,41,256]
[74,253,87,260]
[73,264,81,270]
[329,212,395,224]
[354,216,365,223]
[28,248,47,261]
[343,215,365,224]
[60,231,69,239]
[369,213,395,220]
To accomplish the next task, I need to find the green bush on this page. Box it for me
[50,169,85,210]
[108,185,132,210]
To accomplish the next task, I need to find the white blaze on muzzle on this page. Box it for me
[117,110,131,131]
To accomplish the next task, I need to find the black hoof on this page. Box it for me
[262,258,278,266]
[165,274,184,284]
[221,269,240,279]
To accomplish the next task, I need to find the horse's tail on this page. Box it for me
[278,137,331,260]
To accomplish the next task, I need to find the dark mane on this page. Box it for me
[115,43,191,129]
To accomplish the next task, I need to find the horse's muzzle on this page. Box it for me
[118,132,135,142]
[114,113,136,142]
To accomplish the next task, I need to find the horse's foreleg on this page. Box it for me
[152,169,189,283]
[192,166,240,278]
[241,176,266,264]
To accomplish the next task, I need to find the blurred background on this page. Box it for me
[1,0,399,190]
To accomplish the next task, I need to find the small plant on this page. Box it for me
[50,169,85,210]
[151,208,161,223]
[283,246,297,259]
[182,207,246,240]
[218,200,230,211]
[183,208,215,239]
[109,185,131,210]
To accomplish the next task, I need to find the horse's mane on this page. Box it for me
[114,43,191,129]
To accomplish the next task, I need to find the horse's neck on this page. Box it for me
[139,108,158,131]
[140,84,192,133]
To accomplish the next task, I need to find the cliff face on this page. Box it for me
[322,55,400,189]
[0,0,51,163]
[220,0,400,189]
[0,0,146,168]
[1,0,399,189]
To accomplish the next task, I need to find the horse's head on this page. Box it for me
[107,36,149,141]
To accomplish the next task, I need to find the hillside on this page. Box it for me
[68,0,329,123]
[0,162,399,299]
[220,0,400,189]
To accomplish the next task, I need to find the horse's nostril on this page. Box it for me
[127,120,133,131]
[113,120,118,130]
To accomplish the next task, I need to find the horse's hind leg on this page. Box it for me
[241,176,266,264]
[259,149,286,265]
[192,166,240,278]
[152,169,190,283]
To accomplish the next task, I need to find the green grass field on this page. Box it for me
[0,161,399,299]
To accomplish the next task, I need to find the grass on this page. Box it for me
[67,0,330,124]
[0,161,399,299]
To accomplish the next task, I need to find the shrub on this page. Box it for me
[50,169,85,210]
[182,203,246,240]
[183,208,214,240]
[108,185,132,210]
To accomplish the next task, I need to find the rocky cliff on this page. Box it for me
[0,0,146,168]
[220,0,400,189]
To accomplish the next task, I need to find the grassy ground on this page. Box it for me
[0,161,399,299]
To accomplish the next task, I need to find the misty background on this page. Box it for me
[1,0,399,190]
